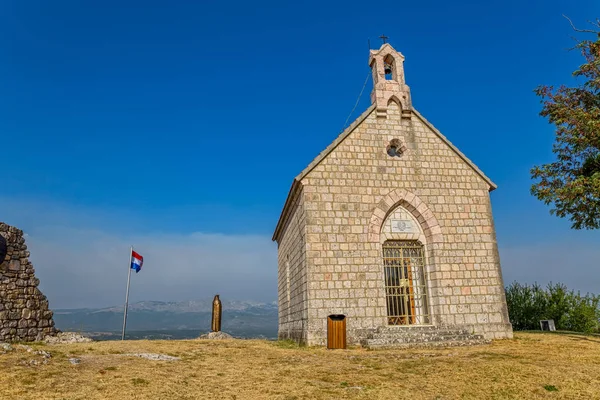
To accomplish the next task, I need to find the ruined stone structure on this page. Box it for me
[0,223,56,342]
[272,43,513,347]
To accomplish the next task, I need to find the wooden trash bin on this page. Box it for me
[327,314,347,349]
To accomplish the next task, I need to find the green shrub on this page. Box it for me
[505,281,600,333]
[505,282,547,330]
[564,291,600,333]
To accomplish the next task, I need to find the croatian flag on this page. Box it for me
[131,250,143,273]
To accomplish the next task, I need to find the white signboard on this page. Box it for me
[391,219,414,233]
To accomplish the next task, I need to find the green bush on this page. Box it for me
[504,282,547,330]
[505,281,600,333]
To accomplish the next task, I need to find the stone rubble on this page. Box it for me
[0,342,53,365]
[35,349,51,358]
[0,223,57,342]
[198,331,233,340]
[0,343,12,353]
[122,353,180,361]
[44,332,93,344]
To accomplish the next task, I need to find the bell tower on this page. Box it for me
[369,43,412,119]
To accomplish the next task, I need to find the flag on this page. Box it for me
[131,250,143,273]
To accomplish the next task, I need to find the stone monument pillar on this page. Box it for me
[211,294,222,332]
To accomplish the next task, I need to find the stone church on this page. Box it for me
[272,43,513,347]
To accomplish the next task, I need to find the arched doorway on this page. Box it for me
[383,240,430,325]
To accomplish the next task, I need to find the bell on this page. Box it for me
[384,64,393,75]
[387,145,397,157]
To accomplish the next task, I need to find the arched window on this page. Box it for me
[382,240,430,325]
[383,55,395,81]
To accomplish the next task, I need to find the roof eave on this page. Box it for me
[411,108,498,191]
[272,179,301,242]
[272,105,377,243]
[295,104,377,182]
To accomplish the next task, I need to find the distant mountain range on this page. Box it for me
[53,299,278,341]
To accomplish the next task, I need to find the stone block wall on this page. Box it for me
[0,223,56,342]
[298,102,512,345]
[276,187,309,343]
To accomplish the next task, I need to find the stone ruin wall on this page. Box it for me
[0,222,56,342]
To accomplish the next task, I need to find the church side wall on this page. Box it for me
[301,102,512,345]
[276,187,308,343]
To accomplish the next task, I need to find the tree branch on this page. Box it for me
[563,14,599,34]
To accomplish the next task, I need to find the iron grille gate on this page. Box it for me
[382,240,430,325]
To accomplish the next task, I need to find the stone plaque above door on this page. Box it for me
[391,219,415,233]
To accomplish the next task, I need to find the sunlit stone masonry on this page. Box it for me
[272,43,513,347]
[0,222,56,342]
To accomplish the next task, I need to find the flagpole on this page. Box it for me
[121,246,133,341]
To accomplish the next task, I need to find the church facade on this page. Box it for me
[272,43,513,346]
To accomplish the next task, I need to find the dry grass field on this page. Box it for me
[1,332,599,399]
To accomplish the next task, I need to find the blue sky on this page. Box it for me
[1,0,600,308]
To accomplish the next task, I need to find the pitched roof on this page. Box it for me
[272,107,497,242]
[412,108,497,191]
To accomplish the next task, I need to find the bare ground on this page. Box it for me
[1,332,599,399]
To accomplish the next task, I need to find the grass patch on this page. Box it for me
[20,378,36,386]
[273,339,303,349]
[522,330,600,337]
[0,333,598,399]
[475,351,522,360]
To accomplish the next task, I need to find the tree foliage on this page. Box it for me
[505,281,600,333]
[531,18,600,229]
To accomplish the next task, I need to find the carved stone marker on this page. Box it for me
[211,294,222,332]
[0,222,57,342]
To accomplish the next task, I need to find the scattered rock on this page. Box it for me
[44,332,93,344]
[25,358,50,366]
[68,358,81,365]
[35,350,51,358]
[198,331,233,340]
[122,353,180,361]
[0,343,12,352]
[16,344,33,352]
[2,343,52,365]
